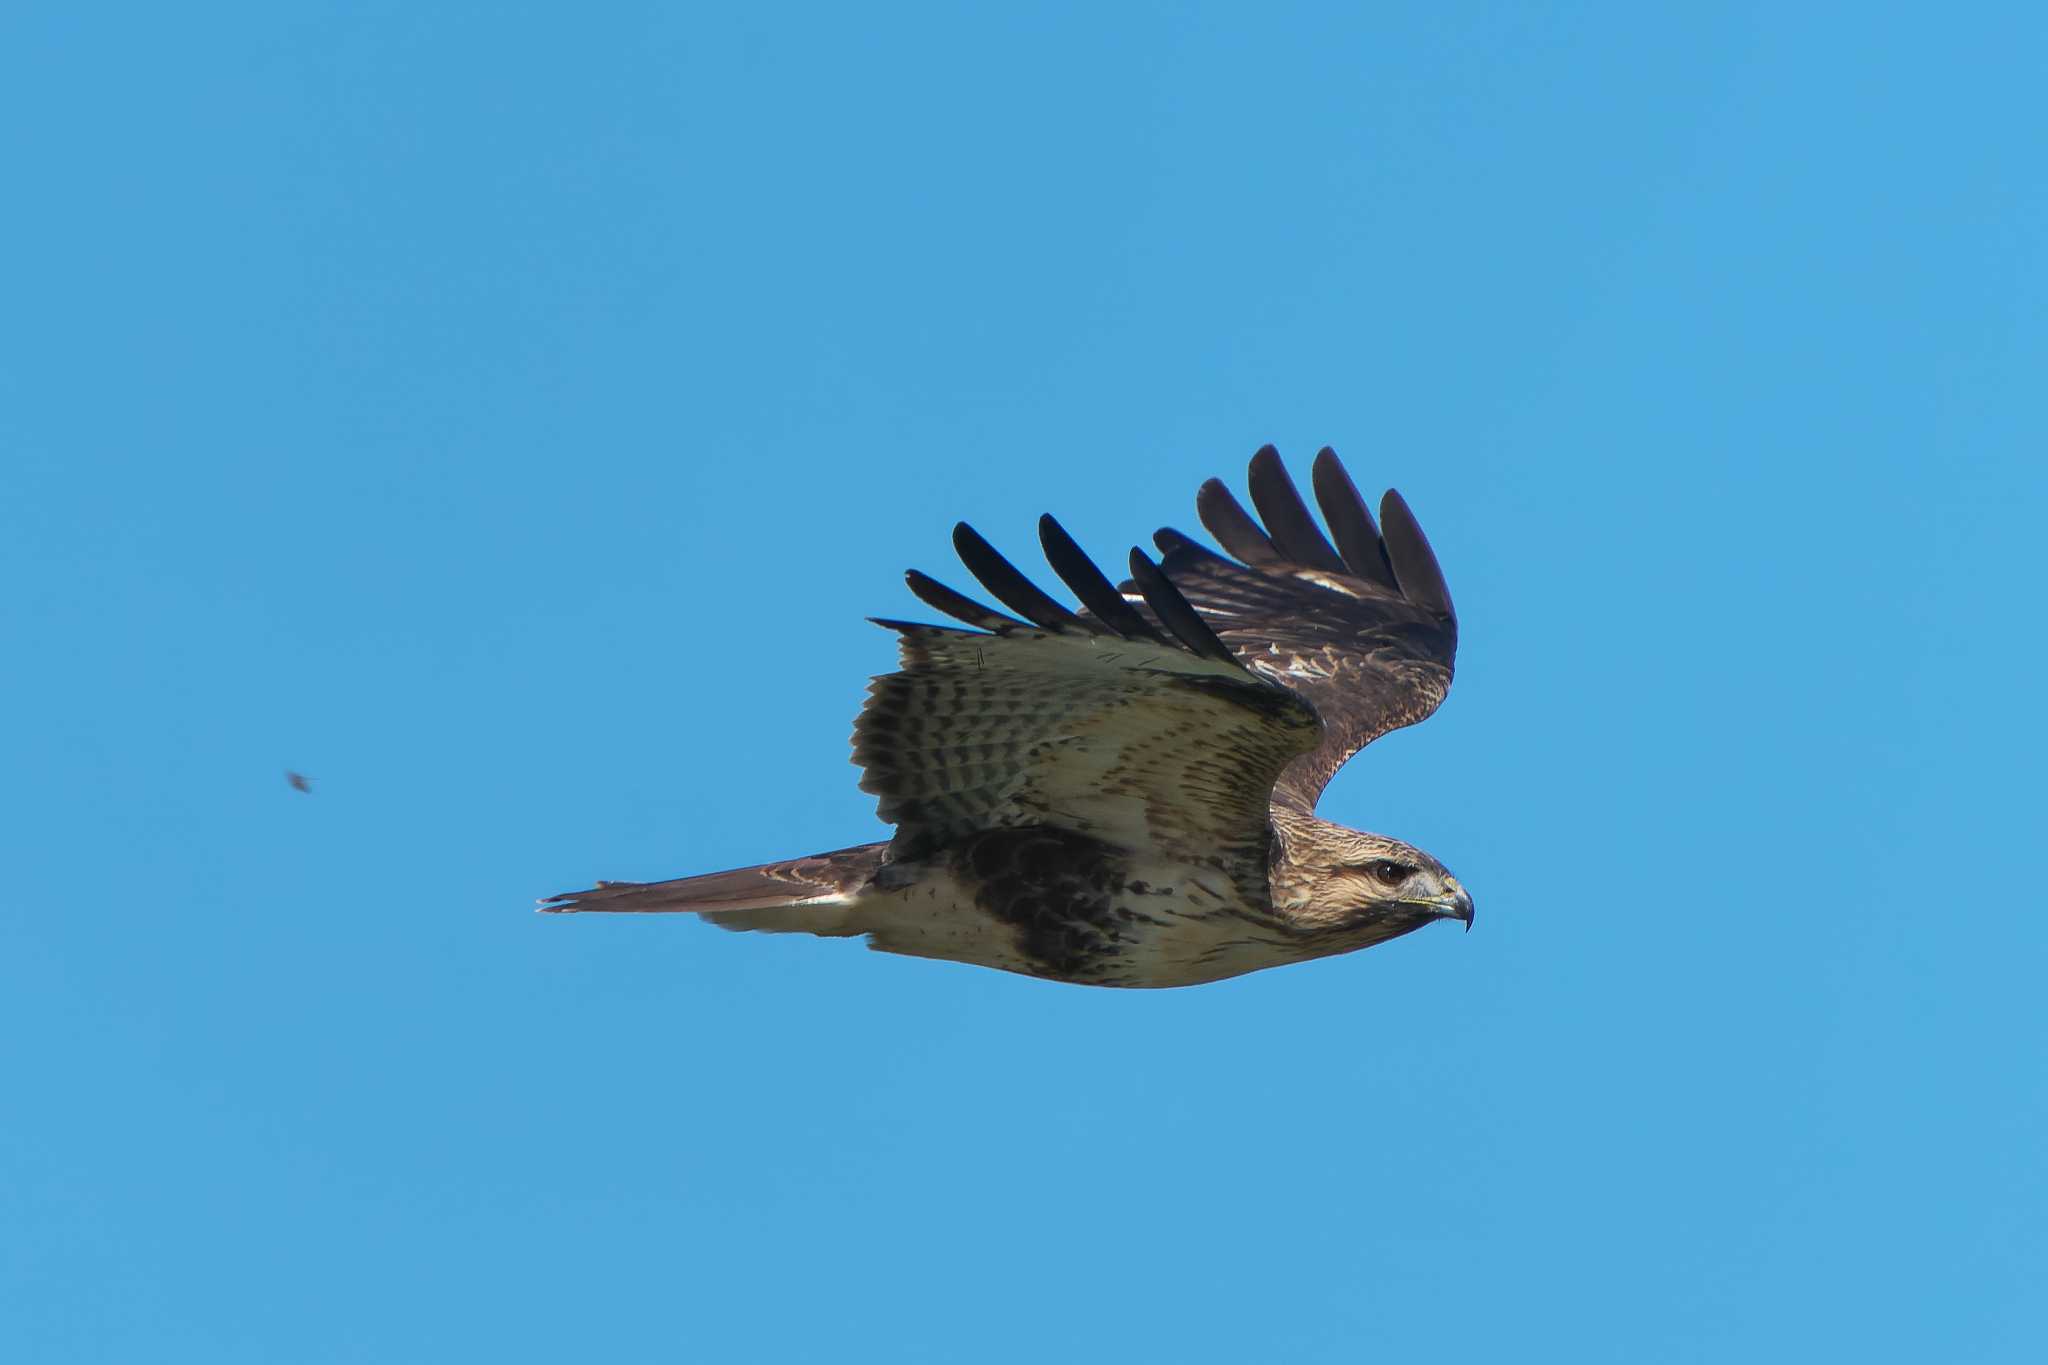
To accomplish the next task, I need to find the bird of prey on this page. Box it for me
[542,446,1470,988]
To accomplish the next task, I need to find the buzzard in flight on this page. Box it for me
[543,446,1471,987]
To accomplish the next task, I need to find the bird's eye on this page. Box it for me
[1365,859,1411,888]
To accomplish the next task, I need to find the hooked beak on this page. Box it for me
[1420,882,1475,931]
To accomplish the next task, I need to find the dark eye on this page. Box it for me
[1365,859,1411,888]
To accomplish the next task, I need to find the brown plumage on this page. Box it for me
[541,446,1472,988]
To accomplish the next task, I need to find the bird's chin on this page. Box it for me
[1333,903,1442,946]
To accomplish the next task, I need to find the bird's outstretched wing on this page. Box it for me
[1148,446,1457,812]
[858,517,1321,894]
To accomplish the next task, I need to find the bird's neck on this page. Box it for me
[1265,804,1337,913]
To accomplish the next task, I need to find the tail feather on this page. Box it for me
[538,841,888,936]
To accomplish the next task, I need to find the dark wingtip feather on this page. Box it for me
[1378,491,1455,621]
[950,522,1092,633]
[903,569,1020,632]
[1247,446,1348,575]
[1310,448,1399,590]
[1038,514,1169,643]
[1196,476,1281,566]
[868,616,980,637]
[1128,547,1238,664]
[1152,526,1230,563]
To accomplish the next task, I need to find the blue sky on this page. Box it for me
[4,3,2043,1361]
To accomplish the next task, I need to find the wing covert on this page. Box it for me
[858,516,1320,895]
[1148,446,1458,811]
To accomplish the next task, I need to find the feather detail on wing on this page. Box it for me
[856,516,1320,893]
[1144,446,1457,812]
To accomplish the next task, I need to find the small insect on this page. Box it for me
[286,771,312,794]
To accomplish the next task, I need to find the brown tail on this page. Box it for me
[538,841,888,935]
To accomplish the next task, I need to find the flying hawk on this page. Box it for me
[542,446,1471,988]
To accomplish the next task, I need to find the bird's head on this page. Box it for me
[1271,815,1474,941]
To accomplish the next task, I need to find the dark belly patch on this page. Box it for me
[951,827,1157,983]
